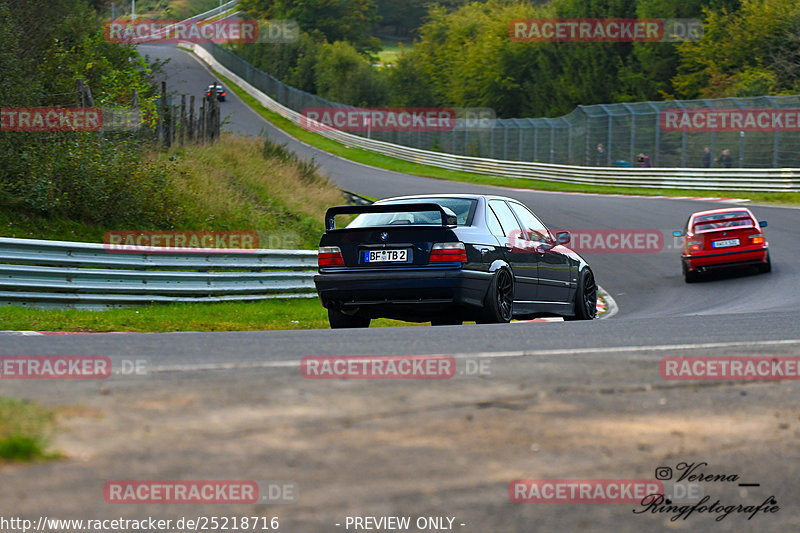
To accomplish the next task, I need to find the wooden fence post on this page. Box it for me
[76,79,94,107]
[188,95,195,142]
[179,95,186,146]
[159,81,168,147]
[199,98,206,143]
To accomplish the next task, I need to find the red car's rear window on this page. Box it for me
[692,211,754,232]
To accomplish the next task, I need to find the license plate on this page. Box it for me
[364,249,408,263]
[712,238,740,248]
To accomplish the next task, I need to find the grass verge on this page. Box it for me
[0,397,57,463]
[209,66,800,206]
[0,299,424,332]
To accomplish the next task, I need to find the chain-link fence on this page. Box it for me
[204,43,800,169]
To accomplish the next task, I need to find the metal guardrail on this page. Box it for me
[0,237,318,309]
[148,0,240,42]
[180,0,239,22]
[192,44,800,192]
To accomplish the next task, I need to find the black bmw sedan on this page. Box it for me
[314,194,597,328]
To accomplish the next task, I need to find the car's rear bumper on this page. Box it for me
[683,247,768,271]
[314,267,491,320]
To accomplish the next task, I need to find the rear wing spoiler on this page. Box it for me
[325,203,457,231]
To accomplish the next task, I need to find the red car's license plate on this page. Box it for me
[712,238,740,248]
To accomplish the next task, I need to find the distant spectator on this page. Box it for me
[637,152,653,168]
[595,143,607,166]
[701,146,712,168]
[717,148,733,168]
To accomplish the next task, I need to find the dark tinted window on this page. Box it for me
[347,198,477,228]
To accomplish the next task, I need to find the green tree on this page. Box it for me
[234,32,322,93]
[240,0,380,51]
[314,41,388,106]
[672,0,800,98]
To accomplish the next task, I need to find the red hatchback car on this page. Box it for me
[673,207,770,283]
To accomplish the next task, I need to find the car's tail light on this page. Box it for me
[688,239,703,252]
[430,242,467,262]
[750,234,764,245]
[318,246,344,266]
[221,92,226,96]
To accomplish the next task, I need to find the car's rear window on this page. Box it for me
[347,198,477,228]
[693,211,753,232]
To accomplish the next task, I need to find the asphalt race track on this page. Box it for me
[1,44,799,533]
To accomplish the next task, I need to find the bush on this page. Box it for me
[0,133,181,228]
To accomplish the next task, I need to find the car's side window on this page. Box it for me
[488,200,522,237]
[509,202,550,243]
[486,205,504,236]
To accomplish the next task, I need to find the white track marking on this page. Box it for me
[143,339,800,374]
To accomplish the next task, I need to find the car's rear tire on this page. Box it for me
[683,262,700,283]
[758,252,771,274]
[328,308,370,329]
[571,268,597,320]
[431,317,463,326]
[476,269,513,324]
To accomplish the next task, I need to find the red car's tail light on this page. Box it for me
[688,239,703,252]
[750,234,764,245]
[430,242,467,262]
[318,246,344,266]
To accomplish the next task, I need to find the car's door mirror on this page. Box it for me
[759,220,768,228]
[672,230,685,237]
[555,231,571,245]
